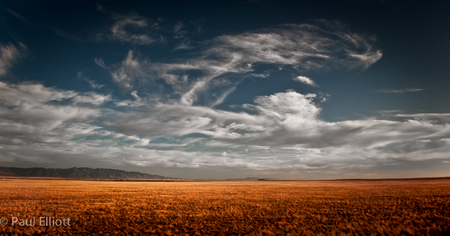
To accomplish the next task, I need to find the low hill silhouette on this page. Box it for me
[0,166,174,180]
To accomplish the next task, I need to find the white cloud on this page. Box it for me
[0,83,102,152]
[72,92,111,105]
[102,21,382,105]
[7,18,450,179]
[109,51,145,90]
[208,22,382,70]
[110,90,450,153]
[395,113,450,124]
[1,83,450,179]
[0,43,27,76]
[0,82,162,170]
[0,82,113,142]
[94,58,108,69]
[130,90,141,102]
[294,76,317,87]
[116,90,146,107]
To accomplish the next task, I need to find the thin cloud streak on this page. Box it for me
[78,72,104,89]
[379,88,424,93]
[7,9,28,23]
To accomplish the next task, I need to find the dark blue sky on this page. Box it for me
[0,0,449,179]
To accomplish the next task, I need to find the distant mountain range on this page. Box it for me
[0,166,175,180]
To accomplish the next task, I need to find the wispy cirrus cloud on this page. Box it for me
[98,20,382,106]
[379,88,424,93]
[51,27,86,42]
[6,8,28,23]
[96,4,164,45]
[0,43,27,77]
[77,72,104,89]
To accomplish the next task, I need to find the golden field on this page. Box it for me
[0,179,450,235]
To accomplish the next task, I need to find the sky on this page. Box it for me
[1,0,450,179]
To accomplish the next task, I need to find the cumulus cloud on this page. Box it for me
[294,76,317,87]
[0,43,27,76]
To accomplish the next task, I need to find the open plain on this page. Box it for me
[0,179,449,235]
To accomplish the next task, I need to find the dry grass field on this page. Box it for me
[0,179,450,235]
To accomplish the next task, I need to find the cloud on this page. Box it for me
[0,43,27,77]
[294,76,318,87]
[95,89,450,178]
[207,21,382,70]
[72,92,111,105]
[94,58,108,69]
[383,138,450,154]
[109,51,146,90]
[0,82,152,163]
[7,9,28,23]
[1,82,450,179]
[116,90,146,107]
[395,113,450,124]
[173,21,187,39]
[77,72,104,89]
[379,88,424,93]
[97,5,163,45]
[113,102,265,137]
[9,17,450,179]
[0,82,102,146]
[111,90,450,150]
[52,28,85,42]
[172,21,197,51]
[101,20,382,105]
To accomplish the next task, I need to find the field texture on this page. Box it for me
[0,179,450,235]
